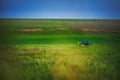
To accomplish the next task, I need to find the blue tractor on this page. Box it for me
[81,39,92,46]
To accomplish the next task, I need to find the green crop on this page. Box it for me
[0,19,120,80]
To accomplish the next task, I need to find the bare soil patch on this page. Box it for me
[17,28,43,32]
[73,27,120,34]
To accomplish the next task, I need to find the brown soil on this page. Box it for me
[73,27,120,34]
[17,28,43,32]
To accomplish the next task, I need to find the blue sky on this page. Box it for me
[0,0,120,19]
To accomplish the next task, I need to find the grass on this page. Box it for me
[0,19,120,80]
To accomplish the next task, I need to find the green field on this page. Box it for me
[0,19,120,80]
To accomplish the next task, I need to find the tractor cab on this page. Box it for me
[81,39,92,46]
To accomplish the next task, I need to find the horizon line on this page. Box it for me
[0,18,120,20]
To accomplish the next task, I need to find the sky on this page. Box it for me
[0,0,120,19]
